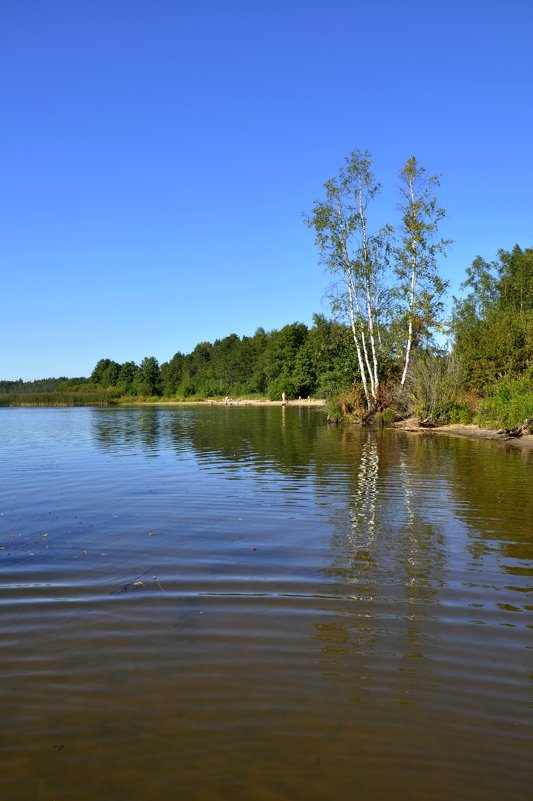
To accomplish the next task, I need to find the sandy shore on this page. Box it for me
[144,398,326,407]
[393,417,533,451]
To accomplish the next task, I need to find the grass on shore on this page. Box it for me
[475,373,533,429]
[0,392,318,408]
[0,391,119,407]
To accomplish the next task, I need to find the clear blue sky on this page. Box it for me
[2,0,532,380]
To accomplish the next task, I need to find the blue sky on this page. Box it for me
[2,0,532,380]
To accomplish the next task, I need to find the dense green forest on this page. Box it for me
[450,244,533,427]
[0,314,358,404]
[1,244,531,426]
[1,149,532,428]
[1,241,531,429]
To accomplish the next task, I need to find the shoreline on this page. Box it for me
[392,417,533,451]
[3,400,532,451]
[123,398,327,408]
[131,402,533,451]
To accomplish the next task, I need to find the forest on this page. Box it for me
[2,151,532,428]
[0,315,358,404]
[1,241,531,429]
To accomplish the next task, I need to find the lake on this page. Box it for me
[0,406,532,801]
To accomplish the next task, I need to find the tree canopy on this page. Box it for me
[452,245,533,388]
[306,149,451,410]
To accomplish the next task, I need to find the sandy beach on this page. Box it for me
[146,398,327,407]
[393,417,533,451]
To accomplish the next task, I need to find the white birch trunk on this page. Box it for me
[360,322,375,401]
[400,174,417,388]
[400,264,416,386]
[358,188,379,402]
[349,273,376,403]
[347,280,370,405]
[337,202,374,407]
[366,284,379,395]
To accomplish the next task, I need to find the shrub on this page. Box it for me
[438,401,474,425]
[267,376,300,401]
[407,351,464,423]
[476,372,533,428]
[381,407,396,424]
[325,399,343,419]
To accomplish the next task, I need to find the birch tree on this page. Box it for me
[306,150,390,411]
[395,157,451,386]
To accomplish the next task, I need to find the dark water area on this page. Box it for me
[0,406,532,801]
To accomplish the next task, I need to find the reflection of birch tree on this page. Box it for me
[319,433,448,703]
[398,448,415,528]
[347,435,379,551]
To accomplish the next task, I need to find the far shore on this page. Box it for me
[127,398,327,407]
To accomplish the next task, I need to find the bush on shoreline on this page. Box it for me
[475,372,533,429]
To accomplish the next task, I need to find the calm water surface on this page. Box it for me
[0,406,532,801]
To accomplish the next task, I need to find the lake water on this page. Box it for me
[0,406,532,801]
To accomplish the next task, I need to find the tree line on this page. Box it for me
[84,315,358,400]
[0,315,358,401]
[2,148,531,426]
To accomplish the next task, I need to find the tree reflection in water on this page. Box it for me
[317,430,448,708]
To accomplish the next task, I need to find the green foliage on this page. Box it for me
[0,376,90,394]
[395,156,451,378]
[438,402,474,425]
[134,357,162,397]
[305,149,391,410]
[381,408,396,424]
[260,323,310,395]
[325,399,343,419]
[407,350,464,423]
[14,238,527,417]
[267,375,297,401]
[117,361,139,394]
[476,372,533,429]
[91,358,121,387]
[306,149,451,409]
[452,246,533,390]
[498,246,533,312]
[6,316,351,407]
[309,314,360,398]
[0,390,118,407]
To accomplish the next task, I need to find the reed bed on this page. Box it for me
[0,391,118,407]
